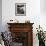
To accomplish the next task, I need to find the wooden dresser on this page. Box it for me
[7,23,34,46]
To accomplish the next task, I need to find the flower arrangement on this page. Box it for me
[36,25,45,41]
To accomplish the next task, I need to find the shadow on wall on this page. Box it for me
[0,0,2,32]
[40,0,46,14]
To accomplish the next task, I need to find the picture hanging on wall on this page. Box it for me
[15,3,26,16]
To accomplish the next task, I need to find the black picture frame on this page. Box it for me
[15,3,26,16]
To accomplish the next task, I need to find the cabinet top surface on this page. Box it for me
[7,23,34,25]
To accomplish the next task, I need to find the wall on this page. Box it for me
[2,0,40,30]
[2,0,40,46]
[40,0,46,31]
[0,0,2,32]
[40,0,46,13]
[2,0,46,46]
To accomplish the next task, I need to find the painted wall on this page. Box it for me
[2,0,46,46]
[2,0,40,46]
[0,0,2,32]
[2,0,40,31]
[40,0,46,31]
[40,0,46,14]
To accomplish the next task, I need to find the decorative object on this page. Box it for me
[36,25,45,46]
[25,20,30,23]
[15,3,26,16]
[8,19,19,23]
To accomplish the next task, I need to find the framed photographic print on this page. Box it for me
[15,3,26,16]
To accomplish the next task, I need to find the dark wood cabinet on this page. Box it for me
[7,23,34,46]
